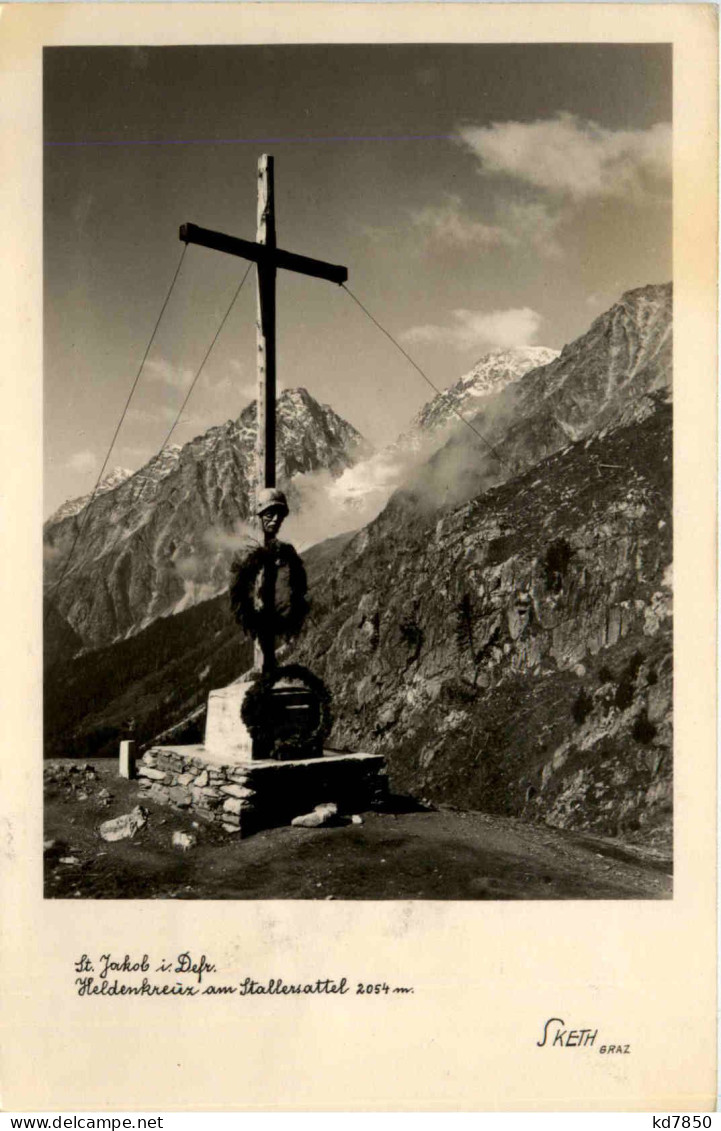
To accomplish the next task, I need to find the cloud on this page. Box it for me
[144,356,195,390]
[282,405,518,548]
[126,404,183,426]
[202,373,233,397]
[117,444,152,463]
[202,523,259,554]
[144,356,252,420]
[224,360,256,403]
[358,221,391,246]
[455,114,671,201]
[222,378,256,404]
[497,200,563,259]
[67,450,98,474]
[411,195,506,249]
[147,355,250,394]
[405,427,505,514]
[282,419,505,551]
[411,194,563,260]
[402,307,543,351]
[282,448,421,550]
[200,368,249,400]
[127,358,242,435]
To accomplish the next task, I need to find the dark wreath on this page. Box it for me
[241,663,333,756]
[229,542,309,640]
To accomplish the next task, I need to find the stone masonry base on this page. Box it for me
[137,746,388,837]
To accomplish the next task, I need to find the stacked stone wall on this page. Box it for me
[137,746,387,837]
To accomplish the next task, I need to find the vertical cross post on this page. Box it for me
[255,154,277,674]
[179,157,347,679]
[256,154,276,492]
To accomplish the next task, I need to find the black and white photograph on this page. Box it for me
[3,1,717,1114]
[42,40,675,901]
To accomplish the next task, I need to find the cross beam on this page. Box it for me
[179,222,348,286]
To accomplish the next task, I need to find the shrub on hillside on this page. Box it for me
[571,686,593,725]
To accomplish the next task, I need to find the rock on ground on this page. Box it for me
[99,806,148,843]
[172,831,197,851]
[291,802,338,829]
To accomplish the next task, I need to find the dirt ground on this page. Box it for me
[44,758,672,901]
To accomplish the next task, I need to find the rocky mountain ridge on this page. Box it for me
[283,282,673,844]
[291,393,673,845]
[46,466,135,526]
[44,387,368,649]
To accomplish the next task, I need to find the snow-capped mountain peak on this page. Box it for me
[409,346,561,438]
[45,466,134,527]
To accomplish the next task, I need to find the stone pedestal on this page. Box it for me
[136,746,388,837]
[137,676,386,836]
[204,681,255,761]
[204,677,325,763]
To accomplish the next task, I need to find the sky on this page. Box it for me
[44,43,671,517]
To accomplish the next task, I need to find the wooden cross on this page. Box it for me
[179,154,348,670]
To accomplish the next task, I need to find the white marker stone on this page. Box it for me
[119,739,136,779]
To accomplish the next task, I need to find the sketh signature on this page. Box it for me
[536,1017,630,1054]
